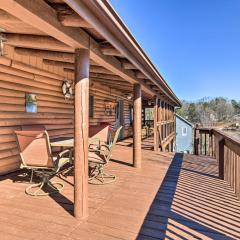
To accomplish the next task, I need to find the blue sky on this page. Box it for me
[110,0,240,101]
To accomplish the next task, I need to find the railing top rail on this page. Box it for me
[196,127,216,131]
[195,127,240,155]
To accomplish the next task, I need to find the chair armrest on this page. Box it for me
[54,149,73,171]
[88,143,110,158]
[58,149,72,158]
[89,137,100,144]
[100,144,111,152]
[89,138,101,150]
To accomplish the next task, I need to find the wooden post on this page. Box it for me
[154,95,159,151]
[217,137,225,180]
[157,99,161,123]
[158,99,162,152]
[133,84,142,168]
[74,48,89,219]
[194,128,200,155]
[173,106,176,151]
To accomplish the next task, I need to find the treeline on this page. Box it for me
[176,97,240,126]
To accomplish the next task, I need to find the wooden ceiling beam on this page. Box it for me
[90,82,131,98]
[91,80,132,92]
[92,84,132,90]
[100,43,124,57]
[43,59,73,68]
[15,47,98,65]
[0,9,45,35]
[15,47,73,61]
[63,68,74,73]
[89,72,124,81]
[144,80,154,86]
[42,59,113,75]
[63,66,114,75]
[90,78,131,87]
[1,0,155,96]
[42,59,98,68]
[91,74,126,83]
[5,33,73,52]
[63,0,180,104]
[136,71,147,79]
[90,65,113,75]
[58,12,92,28]
[0,9,20,23]
[0,0,89,48]
[121,59,137,70]
[46,0,65,3]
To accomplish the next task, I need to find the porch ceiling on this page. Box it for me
[0,0,181,105]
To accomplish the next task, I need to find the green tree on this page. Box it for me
[188,103,199,124]
[231,100,240,115]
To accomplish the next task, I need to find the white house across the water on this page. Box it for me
[175,114,194,153]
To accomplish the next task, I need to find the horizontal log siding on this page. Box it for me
[0,46,132,174]
[89,89,132,136]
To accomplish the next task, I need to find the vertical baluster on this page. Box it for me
[224,146,227,181]
[204,132,207,155]
[209,132,211,156]
[200,132,202,155]
[227,149,230,187]
[211,133,214,157]
[233,153,236,194]
[230,149,232,186]
[232,151,235,190]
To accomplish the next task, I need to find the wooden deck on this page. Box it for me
[0,138,239,240]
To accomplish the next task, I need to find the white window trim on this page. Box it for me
[182,127,187,136]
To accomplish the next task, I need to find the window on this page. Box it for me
[182,127,187,136]
[144,108,154,121]
[116,101,119,119]
[129,105,133,126]
[89,95,94,118]
[144,108,154,127]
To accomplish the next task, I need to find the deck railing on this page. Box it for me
[194,127,240,199]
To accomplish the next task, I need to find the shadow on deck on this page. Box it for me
[0,138,239,240]
[138,153,240,240]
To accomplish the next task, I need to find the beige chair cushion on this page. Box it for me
[53,157,70,169]
[88,152,104,164]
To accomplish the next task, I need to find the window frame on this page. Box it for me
[129,105,133,126]
[89,95,94,118]
[182,127,187,136]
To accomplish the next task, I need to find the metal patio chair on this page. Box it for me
[88,126,123,185]
[15,130,71,196]
[88,124,112,151]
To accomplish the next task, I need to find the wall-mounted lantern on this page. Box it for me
[104,100,117,116]
[26,93,37,113]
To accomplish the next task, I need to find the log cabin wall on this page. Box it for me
[90,88,132,136]
[0,46,132,175]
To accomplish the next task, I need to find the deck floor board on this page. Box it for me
[0,138,239,239]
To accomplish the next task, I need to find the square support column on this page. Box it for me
[74,48,90,219]
[133,84,142,168]
[154,95,159,151]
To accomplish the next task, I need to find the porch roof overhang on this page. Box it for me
[0,0,181,107]
[64,0,181,107]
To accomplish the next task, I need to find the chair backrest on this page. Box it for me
[89,124,110,144]
[15,130,54,168]
[21,125,46,131]
[107,126,123,159]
